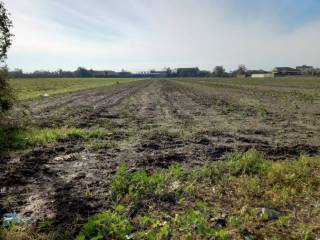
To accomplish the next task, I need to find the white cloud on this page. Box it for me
[3,0,320,71]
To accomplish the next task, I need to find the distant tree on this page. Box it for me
[119,69,132,77]
[0,1,13,112]
[177,68,200,77]
[57,69,63,76]
[165,67,171,73]
[213,66,226,77]
[237,64,247,75]
[9,68,23,78]
[313,68,320,76]
[0,2,12,62]
[164,67,172,76]
[75,67,91,77]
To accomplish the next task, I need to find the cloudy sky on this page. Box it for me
[3,0,320,72]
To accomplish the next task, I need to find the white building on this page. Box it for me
[251,73,275,78]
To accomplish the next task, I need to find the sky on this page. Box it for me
[3,0,320,72]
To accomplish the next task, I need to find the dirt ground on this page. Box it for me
[1,79,319,226]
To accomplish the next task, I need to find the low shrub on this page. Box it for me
[76,205,133,240]
[227,148,270,175]
[0,69,14,112]
[111,164,184,205]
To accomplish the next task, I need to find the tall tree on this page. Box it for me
[0,1,13,112]
[75,67,91,77]
[237,64,247,75]
[213,66,226,77]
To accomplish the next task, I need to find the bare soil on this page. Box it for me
[1,79,319,226]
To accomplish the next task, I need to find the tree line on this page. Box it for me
[9,64,320,79]
[8,65,247,78]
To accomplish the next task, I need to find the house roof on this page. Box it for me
[273,67,300,72]
[177,67,199,71]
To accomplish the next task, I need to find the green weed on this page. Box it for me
[76,205,133,240]
[10,78,138,100]
[0,127,109,152]
[2,150,320,239]
[227,148,270,175]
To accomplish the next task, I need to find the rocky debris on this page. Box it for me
[241,206,282,221]
[53,154,77,162]
[256,208,282,220]
[210,213,227,228]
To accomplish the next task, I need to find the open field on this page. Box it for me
[9,78,139,100]
[1,77,320,239]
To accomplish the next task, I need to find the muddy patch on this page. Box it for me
[138,132,184,152]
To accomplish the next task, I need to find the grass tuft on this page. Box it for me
[0,127,109,152]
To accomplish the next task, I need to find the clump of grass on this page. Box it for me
[227,148,270,175]
[0,225,47,240]
[76,205,133,240]
[111,164,183,205]
[134,215,170,239]
[104,150,320,239]
[171,203,229,239]
[0,127,109,152]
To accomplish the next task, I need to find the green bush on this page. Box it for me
[227,148,269,175]
[266,155,318,187]
[111,165,163,203]
[129,171,162,201]
[0,69,14,112]
[172,205,229,239]
[173,208,214,235]
[135,215,170,239]
[76,206,133,240]
[111,164,185,205]
[111,165,132,201]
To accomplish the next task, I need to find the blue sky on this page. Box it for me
[3,0,320,72]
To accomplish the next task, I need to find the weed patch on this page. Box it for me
[76,205,133,240]
[2,149,320,239]
[0,127,109,152]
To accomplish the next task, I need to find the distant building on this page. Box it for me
[251,73,275,78]
[199,70,211,77]
[177,67,200,77]
[247,70,271,78]
[273,67,301,76]
[105,71,119,77]
[296,65,313,72]
[118,71,132,77]
[91,70,119,77]
[91,71,107,77]
[149,70,167,78]
[247,70,269,75]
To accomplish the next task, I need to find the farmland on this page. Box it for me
[10,78,139,100]
[1,77,320,239]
